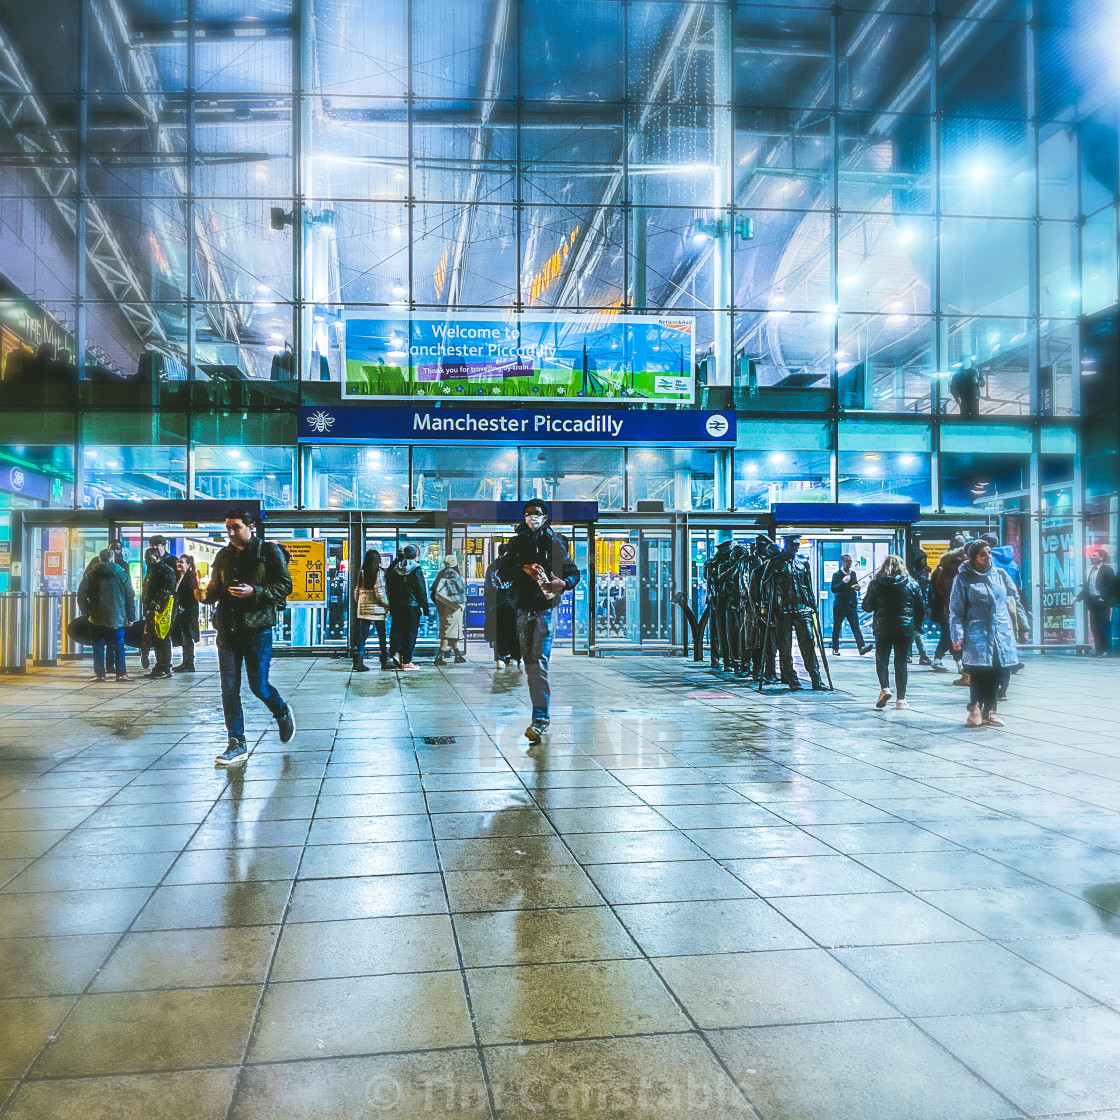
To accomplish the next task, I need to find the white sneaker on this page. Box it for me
[894,699,909,710]
[875,688,891,709]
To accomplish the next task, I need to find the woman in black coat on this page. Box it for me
[484,544,520,667]
[171,554,201,672]
[861,553,925,711]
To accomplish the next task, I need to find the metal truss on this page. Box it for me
[0,17,167,344]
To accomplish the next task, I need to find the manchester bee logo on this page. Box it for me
[307,410,336,433]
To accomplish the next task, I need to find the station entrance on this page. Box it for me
[4,501,1002,670]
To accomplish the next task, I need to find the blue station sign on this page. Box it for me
[298,405,735,447]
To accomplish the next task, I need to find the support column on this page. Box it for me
[710,0,732,386]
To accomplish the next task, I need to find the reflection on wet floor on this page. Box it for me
[1,651,1120,1118]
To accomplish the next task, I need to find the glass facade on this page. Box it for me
[0,0,1115,642]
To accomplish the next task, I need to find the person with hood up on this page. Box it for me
[497,499,582,743]
[430,554,468,666]
[171,554,201,672]
[386,544,430,670]
[484,543,520,668]
[950,539,1020,728]
[930,534,969,681]
[1076,547,1116,657]
[77,548,134,682]
[861,554,925,710]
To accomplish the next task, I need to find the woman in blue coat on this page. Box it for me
[949,539,1020,727]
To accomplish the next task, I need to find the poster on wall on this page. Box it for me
[1041,518,1076,645]
[342,313,695,403]
[283,540,328,603]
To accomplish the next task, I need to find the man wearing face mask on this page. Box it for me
[498,499,582,743]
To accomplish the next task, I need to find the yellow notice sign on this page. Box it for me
[284,540,327,602]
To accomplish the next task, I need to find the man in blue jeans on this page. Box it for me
[197,508,295,767]
[498,499,582,744]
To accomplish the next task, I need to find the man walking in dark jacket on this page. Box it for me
[386,545,430,670]
[197,508,295,767]
[77,549,134,682]
[829,554,870,655]
[497,499,582,743]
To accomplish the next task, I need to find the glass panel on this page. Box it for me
[520,447,623,508]
[1039,484,1077,647]
[940,451,1028,511]
[841,14,930,115]
[412,101,516,204]
[734,310,834,413]
[306,445,409,510]
[838,213,933,315]
[521,0,623,103]
[412,0,501,100]
[734,450,831,510]
[940,119,1032,218]
[838,451,931,506]
[944,316,1030,416]
[736,211,830,311]
[413,445,516,507]
[594,530,640,644]
[639,207,717,311]
[1082,207,1119,317]
[414,203,517,308]
[313,0,408,97]
[735,111,832,211]
[839,114,933,215]
[938,19,1027,120]
[1039,320,1075,419]
[640,533,673,642]
[521,206,624,310]
[628,448,717,512]
[733,4,831,109]
[191,200,294,301]
[193,118,293,198]
[82,444,187,503]
[1038,124,1078,220]
[1039,222,1079,318]
[324,204,410,304]
[940,219,1030,317]
[630,3,717,105]
[837,314,935,414]
[193,446,295,509]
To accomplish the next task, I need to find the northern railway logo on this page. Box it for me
[306,410,336,434]
[704,414,730,438]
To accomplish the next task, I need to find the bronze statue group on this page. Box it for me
[702,534,832,692]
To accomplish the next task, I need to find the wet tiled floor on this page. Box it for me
[1,649,1119,1118]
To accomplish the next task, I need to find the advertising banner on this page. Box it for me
[1041,518,1076,645]
[342,313,695,403]
[299,406,733,447]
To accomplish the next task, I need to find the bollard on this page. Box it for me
[32,593,61,667]
[0,593,27,674]
[59,592,82,659]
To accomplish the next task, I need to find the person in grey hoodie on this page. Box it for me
[430,554,468,665]
[950,539,1020,728]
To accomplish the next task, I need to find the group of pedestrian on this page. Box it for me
[856,533,1023,727]
[77,535,200,682]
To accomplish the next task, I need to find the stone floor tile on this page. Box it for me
[482,1034,757,1119]
[133,880,292,930]
[33,986,260,1076]
[563,829,708,864]
[856,849,1042,891]
[467,958,689,1044]
[656,947,896,1028]
[615,898,813,955]
[0,996,77,1077]
[295,839,439,879]
[429,809,556,839]
[91,925,280,991]
[285,873,448,922]
[768,892,984,947]
[0,934,116,996]
[915,884,1114,940]
[443,867,603,912]
[454,905,639,967]
[1,1068,239,1120]
[271,914,458,980]
[435,834,577,871]
[164,845,304,885]
[584,858,754,904]
[1001,933,1120,1007]
[229,1051,489,1120]
[2,851,178,894]
[833,940,1094,1016]
[722,854,902,897]
[249,971,474,1061]
[917,1006,1120,1115]
[684,825,837,860]
[708,1019,1017,1120]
